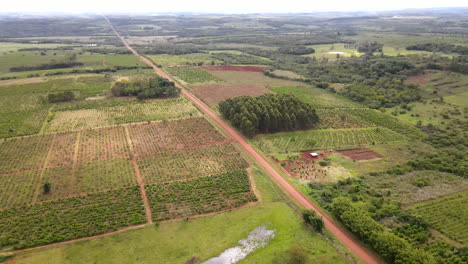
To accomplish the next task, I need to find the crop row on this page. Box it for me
[254,127,404,153]
[348,109,424,138]
[0,134,53,174]
[409,191,468,246]
[0,186,146,249]
[138,143,248,183]
[128,116,226,155]
[146,170,256,221]
[315,108,375,129]
[44,97,199,133]
[0,117,249,209]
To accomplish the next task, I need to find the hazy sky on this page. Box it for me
[2,0,468,13]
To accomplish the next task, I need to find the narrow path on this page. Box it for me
[69,131,81,196]
[32,134,56,204]
[124,126,153,224]
[104,16,380,264]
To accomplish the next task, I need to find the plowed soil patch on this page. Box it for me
[406,74,431,85]
[202,65,268,72]
[338,147,383,160]
[190,84,269,105]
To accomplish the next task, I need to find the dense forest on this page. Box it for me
[406,43,468,55]
[219,94,319,137]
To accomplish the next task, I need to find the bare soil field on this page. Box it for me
[337,147,383,160]
[190,70,307,105]
[406,74,432,85]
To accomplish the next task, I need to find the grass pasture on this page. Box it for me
[406,70,468,99]
[305,43,363,59]
[409,191,468,246]
[270,85,363,108]
[6,202,350,264]
[253,127,404,154]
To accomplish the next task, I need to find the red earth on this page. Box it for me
[201,65,269,72]
[406,74,432,85]
[338,147,383,160]
[108,17,381,264]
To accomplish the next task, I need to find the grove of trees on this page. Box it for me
[111,77,180,100]
[219,94,319,137]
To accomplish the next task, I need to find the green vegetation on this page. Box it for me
[407,43,468,55]
[302,210,324,232]
[146,171,256,220]
[219,94,319,137]
[331,197,435,264]
[166,66,220,83]
[0,187,146,249]
[47,91,75,103]
[44,97,199,133]
[307,177,467,264]
[409,191,468,246]
[6,202,349,264]
[254,127,403,152]
[111,76,180,99]
[270,85,362,108]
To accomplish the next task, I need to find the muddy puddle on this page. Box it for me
[202,225,276,264]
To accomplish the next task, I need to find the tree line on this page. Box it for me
[111,77,180,100]
[219,94,319,137]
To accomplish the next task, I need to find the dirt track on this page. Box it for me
[104,16,381,264]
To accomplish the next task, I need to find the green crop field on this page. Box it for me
[0,117,255,249]
[166,66,220,83]
[146,171,256,220]
[409,191,468,246]
[0,187,146,249]
[254,127,404,153]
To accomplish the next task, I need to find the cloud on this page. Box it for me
[2,0,468,13]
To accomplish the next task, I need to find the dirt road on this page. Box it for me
[104,16,381,264]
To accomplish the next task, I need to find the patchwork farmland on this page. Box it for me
[0,117,255,249]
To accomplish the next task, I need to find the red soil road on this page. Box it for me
[104,16,380,264]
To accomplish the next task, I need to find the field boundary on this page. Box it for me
[32,134,56,204]
[124,126,153,224]
[104,16,381,264]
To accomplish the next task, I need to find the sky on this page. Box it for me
[1,0,468,13]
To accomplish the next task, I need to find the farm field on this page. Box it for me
[253,127,404,154]
[270,85,363,108]
[408,191,468,246]
[5,202,350,264]
[165,66,220,84]
[148,54,223,67]
[189,68,306,105]
[0,117,255,249]
[44,97,200,133]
